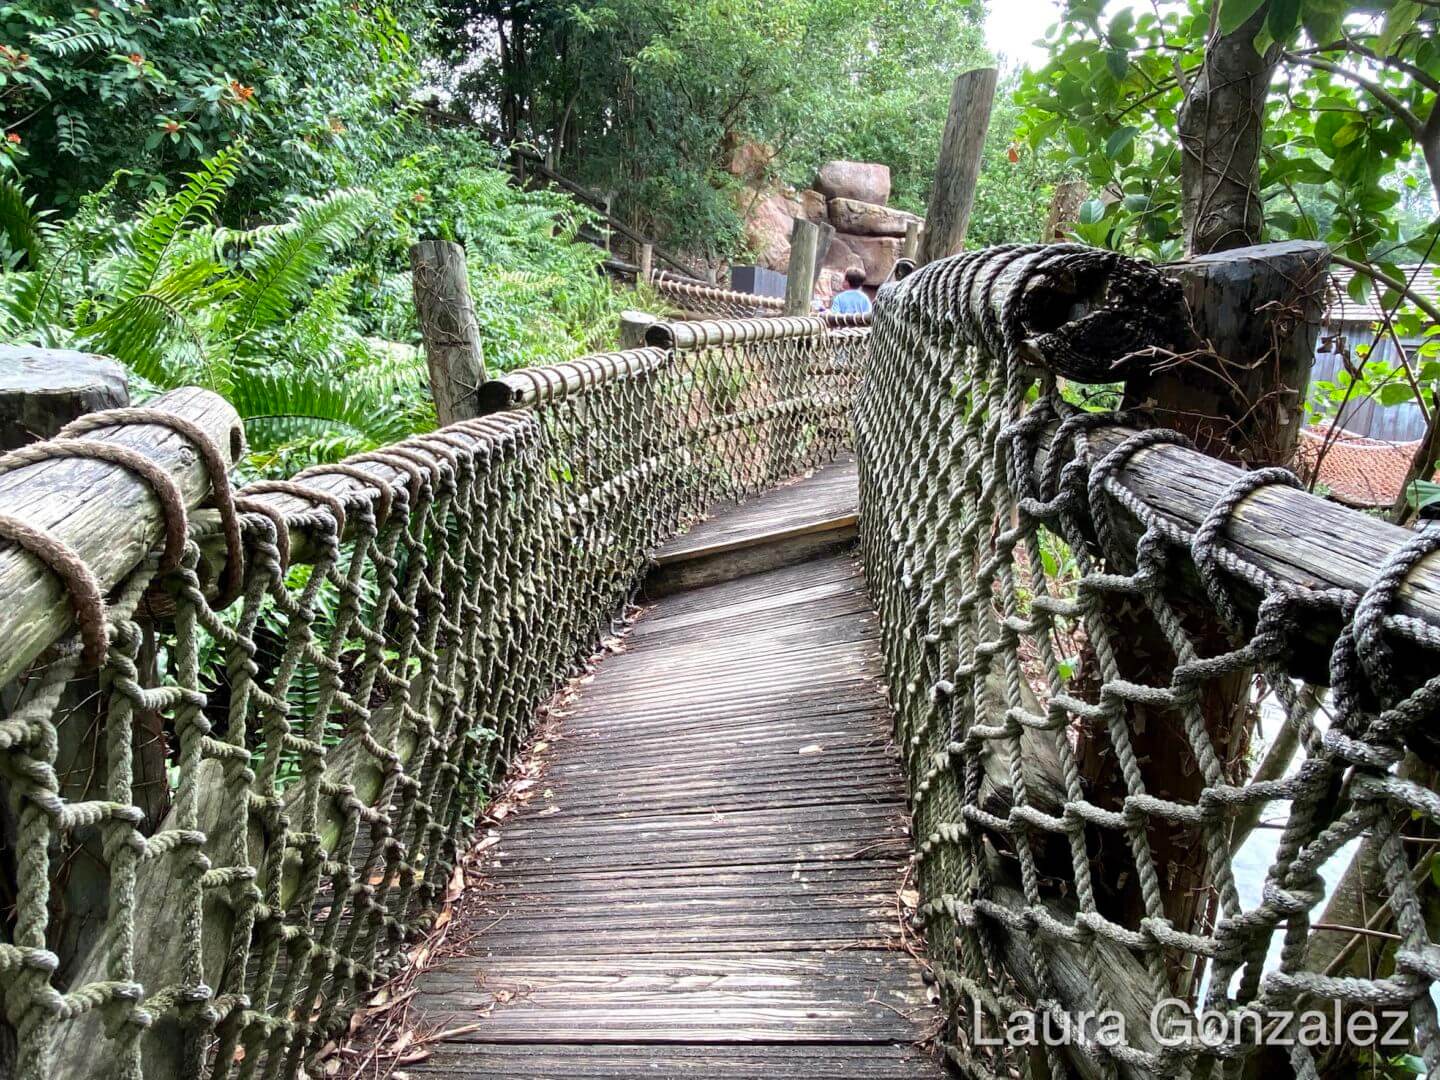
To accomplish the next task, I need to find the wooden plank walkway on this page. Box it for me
[399,525,945,1077]
[655,458,858,565]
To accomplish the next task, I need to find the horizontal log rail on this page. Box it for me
[0,387,243,685]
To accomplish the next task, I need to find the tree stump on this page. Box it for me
[0,346,128,450]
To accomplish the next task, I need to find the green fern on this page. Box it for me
[29,24,133,58]
[112,146,243,306]
[0,175,50,269]
[54,112,92,159]
[226,189,375,345]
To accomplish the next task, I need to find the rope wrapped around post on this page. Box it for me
[858,243,1440,1079]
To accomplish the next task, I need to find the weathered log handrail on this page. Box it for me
[0,386,243,685]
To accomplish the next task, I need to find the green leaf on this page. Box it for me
[1407,480,1440,511]
[1377,0,1421,55]
[1105,47,1128,80]
[1105,126,1138,158]
[1265,0,1300,42]
[1378,382,1416,406]
[1301,0,1344,44]
[1347,271,1371,303]
[1331,122,1364,150]
[1078,199,1106,225]
[1217,0,1266,35]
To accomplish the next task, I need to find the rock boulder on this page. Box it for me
[828,197,918,238]
[815,161,891,206]
[822,232,901,287]
[743,191,802,271]
[796,189,828,224]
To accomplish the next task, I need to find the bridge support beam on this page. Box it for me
[919,67,997,265]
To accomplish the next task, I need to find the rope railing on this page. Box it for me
[856,243,1440,1078]
[0,316,868,1079]
[646,269,786,320]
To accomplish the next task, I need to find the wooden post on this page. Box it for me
[638,243,654,286]
[1127,240,1330,466]
[0,347,128,450]
[410,239,488,427]
[619,309,658,350]
[812,221,835,286]
[1077,241,1330,994]
[919,67,998,265]
[0,348,132,1075]
[783,219,821,316]
[901,220,921,262]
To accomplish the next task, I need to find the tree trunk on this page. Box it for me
[919,67,998,265]
[1177,7,1278,255]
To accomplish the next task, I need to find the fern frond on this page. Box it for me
[0,175,50,269]
[54,111,92,158]
[114,146,244,304]
[227,189,375,341]
[228,366,422,462]
[83,259,230,386]
[29,24,132,57]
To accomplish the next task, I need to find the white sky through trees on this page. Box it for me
[985,0,1061,70]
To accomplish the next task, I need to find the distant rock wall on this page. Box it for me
[735,154,917,289]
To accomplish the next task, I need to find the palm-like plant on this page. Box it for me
[0,149,433,473]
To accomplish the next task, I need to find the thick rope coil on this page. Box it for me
[0,512,108,666]
[59,408,246,605]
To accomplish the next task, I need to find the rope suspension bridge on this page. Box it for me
[2,244,1440,1080]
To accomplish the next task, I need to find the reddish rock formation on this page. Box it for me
[726,138,778,183]
[828,197,918,238]
[743,191,804,271]
[822,232,901,286]
[796,189,828,224]
[815,161,892,206]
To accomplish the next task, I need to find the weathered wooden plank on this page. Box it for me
[395,552,941,1077]
[409,1043,944,1080]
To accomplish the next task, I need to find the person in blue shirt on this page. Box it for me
[828,267,872,315]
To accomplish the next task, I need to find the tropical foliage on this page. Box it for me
[429,0,1062,257]
[0,137,625,473]
[1015,0,1438,347]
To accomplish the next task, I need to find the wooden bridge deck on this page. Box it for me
[399,469,945,1078]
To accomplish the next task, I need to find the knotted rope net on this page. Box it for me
[0,314,861,1079]
[647,269,787,319]
[856,243,1440,1078]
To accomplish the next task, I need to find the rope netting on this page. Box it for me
[856,243,1440,1078]
[646,269,787,319]
[0,315,861,1079]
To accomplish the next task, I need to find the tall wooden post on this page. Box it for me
[638,243,654,286]
[1127,240,1330,466]
[783,219,821,316]
[919,67,998,265]
[410,239,488,427]
[901,220,921,262]
[1081,241,1330,994]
